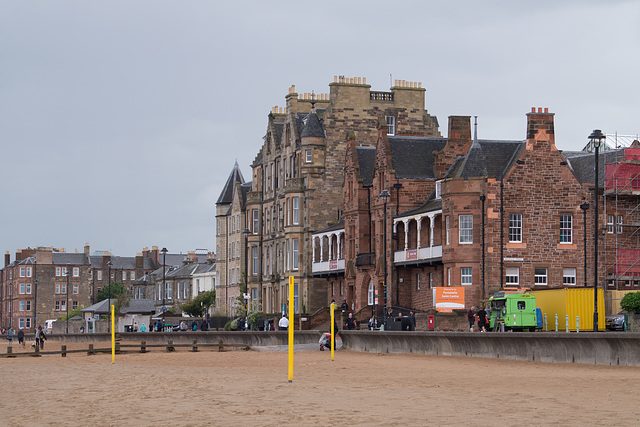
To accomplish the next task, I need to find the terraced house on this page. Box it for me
[216,76,441,315]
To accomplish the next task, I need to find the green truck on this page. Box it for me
[488,292,539,332]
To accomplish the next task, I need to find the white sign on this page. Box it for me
[243,293,250,300]
[503,257,524,262]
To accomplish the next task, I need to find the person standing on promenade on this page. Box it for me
[7,327,13,343]
[341,300,348,313]
[345,313,356,330]
[179,320,187,331]
[467,306,476,332]
[476,307,488,332]
[140,323,147,332]
[278,315,289,331]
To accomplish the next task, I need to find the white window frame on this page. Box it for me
[73,283,79,294]
[19,283,25,294]
[461,267,472,286]
[386,116,395,136]
[73,267,80,277]
[19,301,25,311]
[56,267,61,277]
[122,270,127,280]
[253,209,259,234]
[506,267,519,286]
[435,181,442,200]
[459,215,473,244]
[26,300,31,311]
[97,270,102,281]
[292,238,299,270]
[19,266,25,277]
[560,215,573,244]
[534,267,548,286]
[607,215,614,234]
[509,213,523,243]
[293,197,299,225]
[445,216,450,245]
[305,149,312,163]
[617,215,623,234]
[167,282,173,300]
[130,271,135,280]
[417,273,421,291]
[26,283,31,294]
[563,267,577,286]
[368,281,374,306]
[252,247,258,276]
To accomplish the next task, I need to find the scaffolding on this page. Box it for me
[602,133,640,291]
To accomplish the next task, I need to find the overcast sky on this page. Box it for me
[1,1,639,258]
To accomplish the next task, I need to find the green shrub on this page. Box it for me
[620,292,640,314]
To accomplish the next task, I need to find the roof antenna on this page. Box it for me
[473,116,478,145]
[390,73,392,88]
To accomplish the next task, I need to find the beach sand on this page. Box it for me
[1,339,639,426]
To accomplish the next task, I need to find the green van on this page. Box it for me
[489,292,538,332]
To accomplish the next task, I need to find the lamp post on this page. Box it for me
[243,228,250,317]
[580,201,589,288]
[480,194,486,302]
[66,268,70,334]
[161,248,168,331]
[589,129,605,332]
[107,261,112,333]
[33,279,38,331]
[379,190,391,308]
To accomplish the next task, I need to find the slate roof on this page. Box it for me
[273,122,284,147]
[563,149,623,187]
[389,137,447,179]
[447,139,525,180]
[120,299,156,314]
[240,182,252,209]
[356,147,376,186]
[216,161,245,205]
[89,255,155,270]
[300,110,325,138]
[81,299,110,314]
[398,198,443,218]
[52,252,90,266]
[315,218,345,234]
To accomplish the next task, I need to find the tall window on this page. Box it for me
[445,216,450,245]
[461,267,472,285]
[217,219,220,236]
[167,282,173,299]
[20,266,25,277]
[617,215,623,234]
[368,281,374,305]
[534,267,548,286]
[417,274,421,290]
[73,284,79,294]
[459,215,473,244]
[122,271,127,280]
[506,267,519,286]
[19,283,25,294]
[26,283,31,294]
[607,215,614,234]
[97,270,102,281]
[73,267,80,277]
[509,213,522,243]
[560,215,573,244]
[293,197,299,225]
[563,268,576,285]
[292,238,299,270]
[253,209,259,234]
[252,247,258,276]
[305,150,312,163]
[130,271,135,280]
[386,116,395,136]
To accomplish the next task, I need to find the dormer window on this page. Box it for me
[386,116,395,136]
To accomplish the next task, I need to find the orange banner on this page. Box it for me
[434,287,465,312]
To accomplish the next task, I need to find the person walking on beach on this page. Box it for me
[467,306,476,332]
[7,327,13,343]
[278,315,289,331]
[17,329,25,348]
[36,326,46,349]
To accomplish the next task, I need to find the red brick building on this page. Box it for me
[313,108,639,320]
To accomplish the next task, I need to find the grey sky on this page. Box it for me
[1,1,638,257]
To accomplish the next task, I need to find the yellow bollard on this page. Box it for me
[288,275,294,383]
[111,304,115,364]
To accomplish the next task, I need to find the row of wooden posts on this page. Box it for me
[1,339,250,358]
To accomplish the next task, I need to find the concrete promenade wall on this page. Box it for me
[340,331,640,366]
[46,331,323,346]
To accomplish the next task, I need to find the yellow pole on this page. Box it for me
[111,304,115,364]
[288,275,294,383]
[330,302,336,361]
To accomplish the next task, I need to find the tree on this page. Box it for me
[180,290,216,317]
[621,291,640,314]
[58,305,85,321]
[96,282,127,301]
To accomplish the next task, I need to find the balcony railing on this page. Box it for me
[370,91,394,102]
[312,258,345,274]
[394,245,442,263]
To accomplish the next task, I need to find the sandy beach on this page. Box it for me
[1,339,639,426]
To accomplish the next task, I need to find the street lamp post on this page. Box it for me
[243,228,250,317]
[379,190,391,309]
[580,201,589,288]
[33,279,38,331]
[107,261,112,333]
[589,129,605,332]
[161,248,168,331]
[66,269,70,334]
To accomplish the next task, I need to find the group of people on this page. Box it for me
[468,306,491,332]
[3,326,47,349]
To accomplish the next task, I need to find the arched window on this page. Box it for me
[368,281,374,306]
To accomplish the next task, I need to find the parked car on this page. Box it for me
[605,312,626,331]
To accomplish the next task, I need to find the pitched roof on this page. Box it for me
[120,299,156,314]
[563,149,622,186]
[447,139,525,179]
[316,218,345,233]
[356,147,376,186]
[389,137,447,179]
[216,161,245,205]
[52,252,90,266]
[300,111,325,138]
[397,198,443,218]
